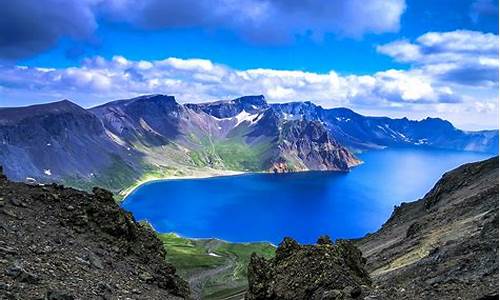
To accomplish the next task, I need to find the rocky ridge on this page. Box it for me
[247,236,371,300]
[0,167,189,299]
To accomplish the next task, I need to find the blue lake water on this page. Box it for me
[122,148,492,244]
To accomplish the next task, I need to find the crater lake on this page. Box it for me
[122,148,493,244]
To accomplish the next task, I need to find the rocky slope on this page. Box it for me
[0,94,496,193]
[272,119,360,172]
[246,236,372,300]
[247,157,499,299]
[0,100,131,187]
[0,167,189,299]
[357,156,499,299]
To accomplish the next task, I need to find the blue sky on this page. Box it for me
[0,0,498,130]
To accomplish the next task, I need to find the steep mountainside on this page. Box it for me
[0,94,496,193]
[247,157,499,299]
[0,100,134,189]
[357,156,499,299]
[0,167,189,299]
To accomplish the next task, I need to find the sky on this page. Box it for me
[0,0,498,130]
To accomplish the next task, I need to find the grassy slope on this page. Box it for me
[62,154,139,194]
[159,233,275,299]
[190,128,274,172]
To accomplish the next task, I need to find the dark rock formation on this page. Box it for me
[246,237,371,300]
[186,95,268,118]
[275,119,360,171]
[0,168,189,299]
[357,156,499,299]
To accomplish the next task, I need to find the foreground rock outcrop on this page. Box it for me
[358,156,499,299]
[0,167,189,299]
[246,236,371,299]
[247,157,499,300]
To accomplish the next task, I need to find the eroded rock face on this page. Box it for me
[246,236,371,300]
[0,168,189,299]
[276,120,361,172]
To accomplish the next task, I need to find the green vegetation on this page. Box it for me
[158,233,275,299]
[62,154,139,194]
[190,135,272,172]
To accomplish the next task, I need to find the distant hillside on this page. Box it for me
[0,94,497,192]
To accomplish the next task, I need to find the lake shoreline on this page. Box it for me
[118,157,371,202]
[118,169,249,202]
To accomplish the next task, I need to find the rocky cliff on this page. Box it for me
[247,157,499,300]
[0,167,189,299]
[273,119,360,172]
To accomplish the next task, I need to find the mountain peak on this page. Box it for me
[91,94,179,112]
[186,95,268,119]
[234,95,267,106]
[127,94,177,105]
[30,99,82,111]
[0,99,87,124]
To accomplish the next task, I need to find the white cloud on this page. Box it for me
[0,30,497,130]
[377,30,499,87]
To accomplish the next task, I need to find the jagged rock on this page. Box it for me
[358,156,499,299]
[46,290,75,300]
[0,167,189,299]
[246,236,371,300]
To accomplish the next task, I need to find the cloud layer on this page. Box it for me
[377,30,499,86]
[0,30,497,130]
[0,0,406,59]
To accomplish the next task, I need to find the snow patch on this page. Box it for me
[105,129,126,146]
[283,113,300,121]
[336,117,351,122]
[208,252,221,257]
[44,169,52,176]
[234,110,259,126]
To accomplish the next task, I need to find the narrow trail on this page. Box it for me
[188,259,237,300]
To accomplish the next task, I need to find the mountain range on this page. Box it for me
[0,94,497,192]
